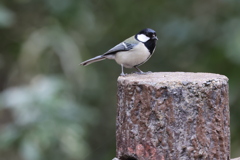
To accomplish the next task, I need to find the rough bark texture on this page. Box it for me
[116,72,230,160]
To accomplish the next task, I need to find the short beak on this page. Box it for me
[152,35,158,40]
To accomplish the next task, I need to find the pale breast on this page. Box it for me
[115,43,150,68]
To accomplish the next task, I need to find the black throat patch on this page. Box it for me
[143,39,157,54]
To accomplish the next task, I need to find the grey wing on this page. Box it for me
[103,42,135,56]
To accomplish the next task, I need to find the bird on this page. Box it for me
[80,28,158,76]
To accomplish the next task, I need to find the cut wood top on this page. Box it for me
[118,72,228,86]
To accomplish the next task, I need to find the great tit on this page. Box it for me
[80,28,158,76]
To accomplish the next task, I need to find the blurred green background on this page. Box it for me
[0,0,240,160]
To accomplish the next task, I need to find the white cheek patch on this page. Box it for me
[137,34,150,42]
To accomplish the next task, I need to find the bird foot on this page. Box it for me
[133,71,152,75]
[146,71,152,73]
[132,71,144,74]
[120,73,127,76]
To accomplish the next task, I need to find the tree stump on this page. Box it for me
[116,72,230,160]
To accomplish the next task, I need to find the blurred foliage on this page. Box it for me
[0,0,240,159]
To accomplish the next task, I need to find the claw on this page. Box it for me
[134,72,144,74]
[132,71,152,75]
[146,71,152,73]
[120,73,125,76]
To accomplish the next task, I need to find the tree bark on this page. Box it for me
[116,72,230,160]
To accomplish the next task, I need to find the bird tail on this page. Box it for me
[80,55,106,66]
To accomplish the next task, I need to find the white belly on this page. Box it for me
[114,43,150,68]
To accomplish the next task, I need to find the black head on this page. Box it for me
[135,28,158,54]
[136,28,158,43]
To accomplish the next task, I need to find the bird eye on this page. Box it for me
[148,33,153,37]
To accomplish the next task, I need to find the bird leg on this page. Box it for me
[134,66,144,74]
[120,64,125,76]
